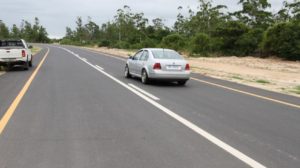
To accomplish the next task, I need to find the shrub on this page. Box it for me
[214,21,249,56]
[98,40,110,47]
[112,41,130,49]
[262,21,300,60]
[190,33,210,56]
[235,28,264,56]
[160,34,185,51]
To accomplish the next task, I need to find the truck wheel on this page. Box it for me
[24,61,29,70]
[5,64,12,71]
[29,57,33,67]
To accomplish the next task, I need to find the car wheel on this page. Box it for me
[24,61,29,70]
[177,80,187,86]
[29,57,33,67]
[141,70,149,84]
[125,65,131,78]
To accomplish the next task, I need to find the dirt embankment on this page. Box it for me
[85,46,300,97]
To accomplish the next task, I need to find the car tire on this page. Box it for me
[125,65,131,78]
[24,61,29,70]
[29,56,33,67]
[141,69,149,84]
[177,80,187,86]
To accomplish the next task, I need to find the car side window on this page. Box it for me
[139,51,149,61]
[133,51,143,60]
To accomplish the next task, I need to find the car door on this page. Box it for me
[128,50,143,75]
[136,50,149,74]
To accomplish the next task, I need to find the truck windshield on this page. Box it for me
[0,40,24,48]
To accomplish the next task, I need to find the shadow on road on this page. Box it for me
[128,76,187,88]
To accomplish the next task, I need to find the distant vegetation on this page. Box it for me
[61,0,300,60]
[0,17,50,43]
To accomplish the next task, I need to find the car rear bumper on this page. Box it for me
[149,70,191,81]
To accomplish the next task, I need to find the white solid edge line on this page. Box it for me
[95,65,104,70]
[60,47,267,168]
[128,83,160,101]
[84,48,127,61]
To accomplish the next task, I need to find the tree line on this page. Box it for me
[47,1,300,60]
[0,17,50,43]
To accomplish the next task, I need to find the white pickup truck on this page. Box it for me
[0,39,33,70]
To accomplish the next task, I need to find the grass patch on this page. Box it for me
[255,79,270,84]
[291,85,300,94]
[232,76,243,80]
[31,46,42,55]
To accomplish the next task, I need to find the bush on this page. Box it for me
[262,21,300,60]
[235,28,264,56]
[214,21,249,56]
[190,33,210,56]
[98,40,110,47]
[130,38,157,49]
[112,41,130,49]
[160,34,185,51]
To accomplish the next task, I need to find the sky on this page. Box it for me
[0,0,291,39]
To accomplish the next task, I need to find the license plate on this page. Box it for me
[166,65,181,70]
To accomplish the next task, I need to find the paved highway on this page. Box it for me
[0,45,299,168]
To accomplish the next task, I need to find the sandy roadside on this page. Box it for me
[84,46,300,97]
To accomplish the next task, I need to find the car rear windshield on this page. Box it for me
[152,50,183,60]
[0,40,24,48]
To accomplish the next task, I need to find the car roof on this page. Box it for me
[142,48,175,52]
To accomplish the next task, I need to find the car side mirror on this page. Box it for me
[129,56,133,60]
[28,45,33,49]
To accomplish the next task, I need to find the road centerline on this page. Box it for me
[60,47,266,168]
[0,48,50,135]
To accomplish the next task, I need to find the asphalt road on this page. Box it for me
[0,45,299,168]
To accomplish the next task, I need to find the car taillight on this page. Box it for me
[153,63,161,70]
[22,50,26,57]
[185,64,190,71]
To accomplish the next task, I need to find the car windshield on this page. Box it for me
[152,50,183,60]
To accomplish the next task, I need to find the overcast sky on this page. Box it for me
[0,0,291,39]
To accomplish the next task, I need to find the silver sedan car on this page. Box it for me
[125,48,191,85]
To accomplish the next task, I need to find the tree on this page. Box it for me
[0,21,10,39]
[234,0,273,29]
[262,21,300,60]
[10,24,21,39]
[85,17,100,41]
[214,21,249,55]
[161,34,186,51]
[190,33,211,56]
[75,17,87,43]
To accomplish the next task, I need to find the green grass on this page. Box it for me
[255,79,270,84]
[31,46,42,55]
[232,76,243,80]
[291,85,300,94]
